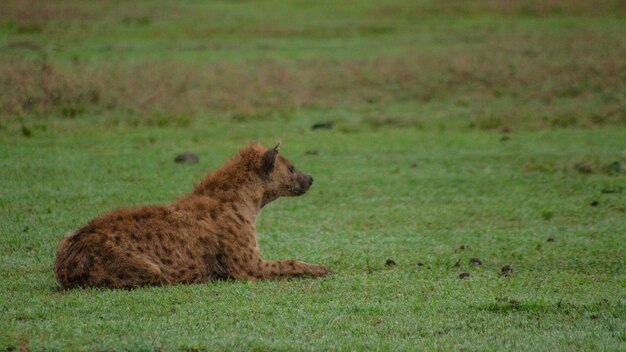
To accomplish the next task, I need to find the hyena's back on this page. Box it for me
[53,206,226,289]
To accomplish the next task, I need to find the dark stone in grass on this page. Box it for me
[305,150,319,156]
[311,122,334,130]
[21,126,31,138]
[458,272,470,280]
[590,314,600,320]
[385,259,396,267]
[417,262,424,267]
[469,257,482,266]
[499,136,510,142]
[501,265,513,277]
[600,188,618,194]
[497,297,519,306]
[590,200,599,206]
[174,153,199,164]
[546,237,556,243]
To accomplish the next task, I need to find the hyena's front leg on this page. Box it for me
[231,257,333,280]
[258,259,334,280]
[226,248,333,280]
[222,232,333,280]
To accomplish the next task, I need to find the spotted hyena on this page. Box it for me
[53,142,333,289]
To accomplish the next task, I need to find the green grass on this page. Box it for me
[1,1,625,351]
[1,123,624,351]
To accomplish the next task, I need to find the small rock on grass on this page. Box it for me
[458,272,470,280]
[385,259,396,267]
[495,297,519,305]
[469,257,482,266]
[501,265,513,277]
[546,238,556,243]
[21,126,32,138]
[174,153,199,164]
[311,122,334,130]
[590,200,599,206]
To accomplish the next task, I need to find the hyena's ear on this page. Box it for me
[260,147,279,175]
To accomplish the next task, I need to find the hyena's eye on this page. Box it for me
[288,165,295,173]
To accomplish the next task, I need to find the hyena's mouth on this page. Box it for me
[294,186,310,196]
[293,174,313,196]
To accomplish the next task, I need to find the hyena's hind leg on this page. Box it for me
[57,245,167,289]
[93,247,169,289]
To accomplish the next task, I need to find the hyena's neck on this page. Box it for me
[193,163,271,222]
[224,187,264,222]
[194,182,265,222]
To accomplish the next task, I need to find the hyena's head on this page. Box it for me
[249,142,314,205]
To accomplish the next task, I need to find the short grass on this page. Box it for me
[1,1,625,351]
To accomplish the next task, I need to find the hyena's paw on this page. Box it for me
[308,264,335,277]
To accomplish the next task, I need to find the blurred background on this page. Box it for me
[1,0,625,132]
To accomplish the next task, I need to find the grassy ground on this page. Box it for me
[1,1,625,351]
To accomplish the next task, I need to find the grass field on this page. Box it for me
[1,1,625,350]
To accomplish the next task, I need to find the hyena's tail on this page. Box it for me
[53,228,97,289]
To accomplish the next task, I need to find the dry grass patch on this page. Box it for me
[2,29,625,130]
[376,0,626,18]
